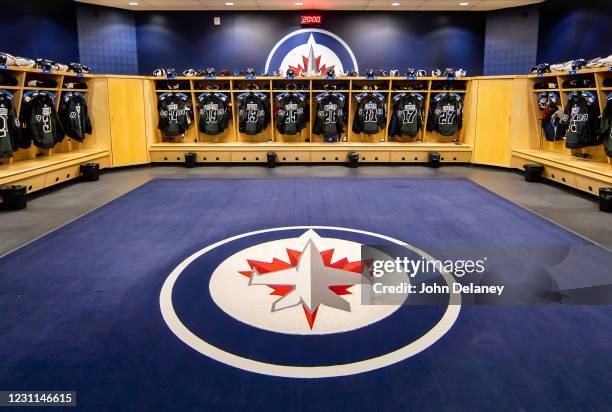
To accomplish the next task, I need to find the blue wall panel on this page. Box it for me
[483,5,539,75]
[0,0,79,64]
[5,1,608,78]
[538,0,612,64]
[136,11,486,76]
[77,4,139,74]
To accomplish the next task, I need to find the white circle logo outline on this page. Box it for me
[209,232,408,335]
[160,226,461,379]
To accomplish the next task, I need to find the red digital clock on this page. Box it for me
[301,15,322,25]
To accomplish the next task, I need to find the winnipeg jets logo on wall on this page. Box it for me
[265,29,359,76]
[160,226,460,378]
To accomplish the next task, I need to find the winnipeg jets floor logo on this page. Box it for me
[242,233,369,329]
[214,229,400,335]
[265,29,359,76]
[160,226,460,378]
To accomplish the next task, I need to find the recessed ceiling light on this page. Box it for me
[295,2,303,5]
[459,2,469,5]
[225,1,234,4]
[391,2,400,5]
[128,2,139,5]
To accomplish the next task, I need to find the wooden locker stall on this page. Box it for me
[147,75,474,164]
[472,77,515,167]
[108,77,149,167]
[0,67,111,195]
[2,65,610,201]
[512,67,612,194]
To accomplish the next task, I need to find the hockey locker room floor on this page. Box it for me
[1,166,611,411]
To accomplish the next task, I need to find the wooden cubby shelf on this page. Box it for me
[146,75,473,162]
[0,66,111,195]
[517,66,612,194]
[2,65,611,200]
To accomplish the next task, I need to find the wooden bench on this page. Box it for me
[512,149,612,195]
[149,142,473,164]
[0,149,111,194]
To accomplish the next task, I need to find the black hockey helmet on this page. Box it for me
[531,63,551,74]
[443,67,455,77]
[286,68,295,78]
[365,68,375,79]
[571,59,587,70]
[153,68,166,77]
[326,67,335,78]
[405,68,417,77]
[36,59,55,71]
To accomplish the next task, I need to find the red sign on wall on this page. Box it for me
[300,15,322,25]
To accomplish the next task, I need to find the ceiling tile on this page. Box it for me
[200,0,260,9]
[365,1,426,11]
[146,0,205,9]
[463,0,484,10]
[257,0,306,7]
[75,0,151,10]
[417,0,476,10]
[305,0,370,10]
[255,0,369,10]
[471,0,542,11]
[74,0,543,10]
[257,5,300,10]
[82,0,160,9]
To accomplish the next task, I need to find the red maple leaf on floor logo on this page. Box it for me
[239,240,368,329]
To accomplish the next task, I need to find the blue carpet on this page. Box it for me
[0,178,611,411]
